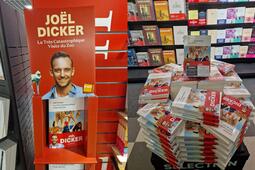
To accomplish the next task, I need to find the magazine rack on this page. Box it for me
[33,96,98,170]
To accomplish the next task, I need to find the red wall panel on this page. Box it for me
[97,134,116,143]
[97,122,118,133]
[96,52,127,67]
[98,111,119,122]
[98,97,126,110]
[95,84,127,96]
[96,69,128,82]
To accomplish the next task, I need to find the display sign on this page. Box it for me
[24,6,95,99]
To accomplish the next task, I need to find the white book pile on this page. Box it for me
[137,59,254,169]
[202,95,252,169]
[0,139,17,170]
[177,121,227,167]
[197,66,225,91]
[172,87,222,126]
[137,102,184,168]
[139,72,172,104]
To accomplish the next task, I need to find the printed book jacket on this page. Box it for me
[48,97,86,148]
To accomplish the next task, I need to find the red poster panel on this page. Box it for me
[32,0,127,32]
[24,7,95,98]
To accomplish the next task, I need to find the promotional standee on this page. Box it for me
[24,3,98,170]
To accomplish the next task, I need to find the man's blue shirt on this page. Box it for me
[42,84,92,100]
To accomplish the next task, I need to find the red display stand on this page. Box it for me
[32,96,98,170]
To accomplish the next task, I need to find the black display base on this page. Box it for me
[151,143,249,170]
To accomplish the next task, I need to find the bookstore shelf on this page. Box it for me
[189,1,255,10]
[128,20,187,29]
[189,23,255,30]
[34,148,97,164]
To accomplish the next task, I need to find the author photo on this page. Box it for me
[42,51,85,99]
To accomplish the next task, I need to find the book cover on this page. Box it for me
[207,9,217,25]
[211,47,215,59]
[139,72,172,99]
[183,35,211,77]
[244,8,255,23]
[225,29,236,43]
[154,1,170,21]
[49,164,85,170]
[0,97,10,140]
[233,27,242,43]
[48,97,86,148]
[190,31,200,36]
[204,95,252,143]
[239,46,248,58]
[148,48,164,66]
[200,30,208,36]
[160,28,174,45]
[242,28,252,42]
[176,49,185,64]
[230,45,240,58]
[136,0,156,21]
[137,102,184,135]
[223,46,232,59]
[198,10,207,26]
[173,26,188,45]
[217,30,226,44]
[217,9,227,24]
[143,25,161,45]
[168,0,186,14]
[235,7,245,23]
[136,52,150,66]
[128,2,138,21]
[128,49,138,67]
[188,10,199,26]
[226,8,238,24]
[163,50,176,64]
[214,47,223,59]
[246,45,255,58]
[208,30,217,44]
[130,30,145,46]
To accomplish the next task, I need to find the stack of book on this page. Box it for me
[197,66,225,91]
[211,59,235,75]
[0,139,17,170]
[148,63,182,74]
[171,73,198,100]
[137,102,184,168]
[202,95,252,169]
[112,112,128,170]
[223,83,251,99]
[172,86,222,126]
[223,70,243,88]
[139,72,172,104]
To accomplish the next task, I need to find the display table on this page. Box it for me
[151,142,249,170]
